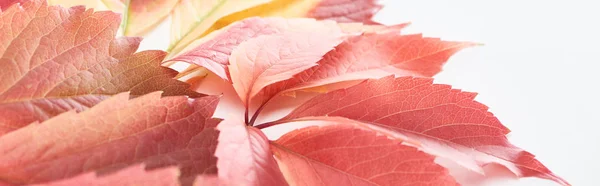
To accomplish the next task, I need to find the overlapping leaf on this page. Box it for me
[0,0,199,135]
[31,164,180,186]
[0,92,220,184]
[228,27,344,107]
[215,119,288,186]
[262,32,476,100]
[169,0,382,55]
[270,76,569,185]
[271,124,458,186]
[168,0,272,54]
[168,17,342,80]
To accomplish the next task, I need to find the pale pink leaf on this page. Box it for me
[168,17,343,80]
[215,118,288,186]
[228,29,344,106]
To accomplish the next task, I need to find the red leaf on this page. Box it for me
[228,28,344,106]
[263,33,477,99]
[271,124,458,186]
[0,0,200,135]
[168,17,343,80]
[30,164,180,186]
[307,0,382,24]
[215,118,288,186]
[0,92,220,184]
[273,76,569,185]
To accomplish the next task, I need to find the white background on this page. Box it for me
[140,0,600,185]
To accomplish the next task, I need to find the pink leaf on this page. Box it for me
[0,92,220,184]
[228,28,344,106]
[168,17,342,80]
[31,164,180,186]
[215,118,288,186]
[263,33,477,98]
[0,0,200,135]
[271,124,458,186]
[274,76,569,186]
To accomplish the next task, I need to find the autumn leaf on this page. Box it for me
[0,0,200,135]
[168,0,271,54]
[268,76,569,186]
[228,28,344,108]
[215,118,288,186]
[30,164,180,186]
[169,0,382,56]
[270,124,458,186]
[168,17,344,81]
[123,0,179,36]
[213,0,382,34]
[261,32,477,101]
[0,92,221,184]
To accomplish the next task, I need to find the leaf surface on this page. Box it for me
[168,17,343,80]
[168,0,271,54]
[0,0,200,135]
[215,118,288,186]
[169,0,382,55]
[228,28,344,106]
[275,76,569,186]
[0,92,220,184]
[263,33,476,98]
[124,0,179,36]
[271,124,458,186]
[31,164,180,186]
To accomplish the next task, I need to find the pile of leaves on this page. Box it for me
[0,0,569,186]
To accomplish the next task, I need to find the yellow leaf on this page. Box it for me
[123,0,180,36]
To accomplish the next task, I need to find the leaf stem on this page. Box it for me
[254,120,284,129]
[248,96,275,126]
[244,106,249,125]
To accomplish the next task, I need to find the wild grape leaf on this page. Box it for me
[262,33,477,99]
[168,0,271,54]
[215,118,288,186]
[168,17,342,80]
[228,29,344,107]
[123,0,179,36]
[31,164,180,186]
[273,76,569,186]
[0,92,221,184]
[213,0,382,35]
[271,124,458,186]
[169,0,382,56]
[0,0,200,135]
